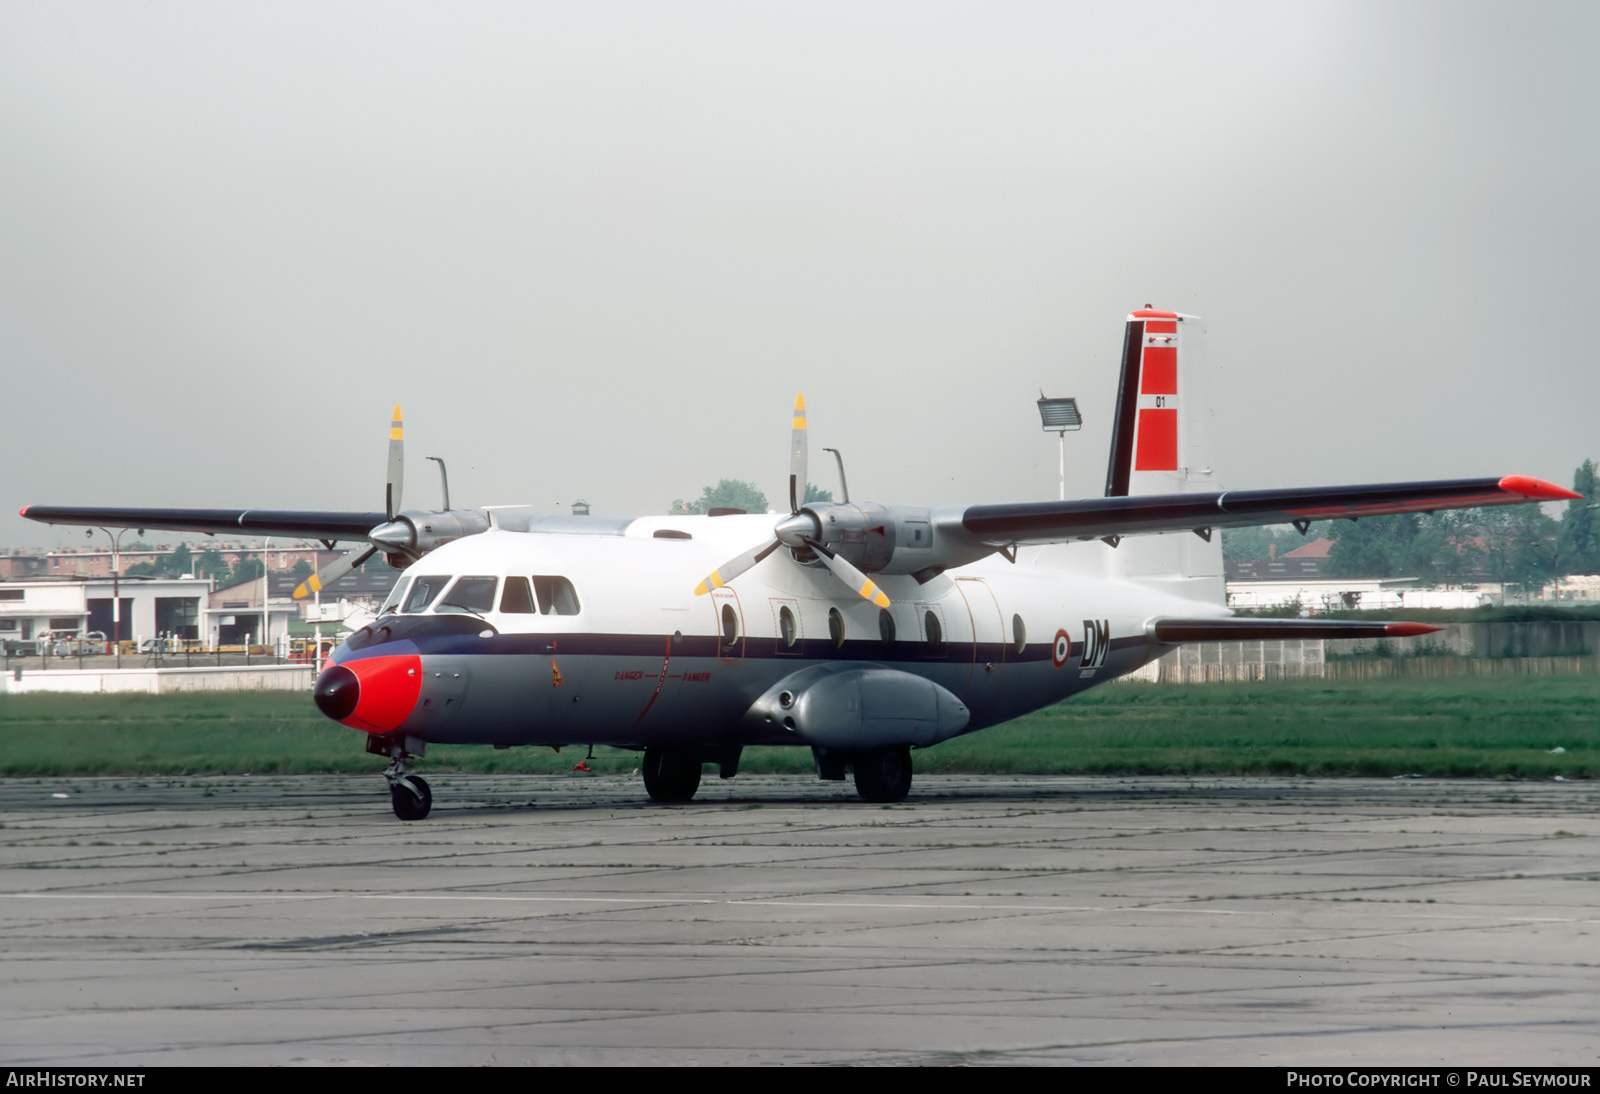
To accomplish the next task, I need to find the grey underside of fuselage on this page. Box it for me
[397,640,1171,749]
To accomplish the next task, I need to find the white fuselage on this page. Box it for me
[327,515,1226,749]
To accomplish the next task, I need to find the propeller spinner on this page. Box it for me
[693,394,891,608]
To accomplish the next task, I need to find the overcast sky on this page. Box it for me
[3,1,1596,549]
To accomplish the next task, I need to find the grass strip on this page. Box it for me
[0,677,1594,778]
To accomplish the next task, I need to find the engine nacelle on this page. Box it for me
[803,502,986,577]
[372,508,492,564]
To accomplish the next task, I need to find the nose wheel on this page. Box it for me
[373,735,433,820]
[391,775,432,820]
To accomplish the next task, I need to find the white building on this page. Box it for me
[1226,578,1494,613]
[0,576,207,652]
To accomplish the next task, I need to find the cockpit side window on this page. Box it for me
[402,575,450,613]
[381,578,410,615]
[500,576,536,614]
[438,576,498,614]
[532,575,581,616]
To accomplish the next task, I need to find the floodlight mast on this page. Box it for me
[1036,394,1082,501]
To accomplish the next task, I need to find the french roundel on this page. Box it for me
[1051,628,1071,669]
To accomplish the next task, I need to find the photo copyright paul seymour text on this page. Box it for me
[1288,1075,1592,1089]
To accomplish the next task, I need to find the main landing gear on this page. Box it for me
[639,746,743,804]
[850,745,913,803]
[813,744,915,803]
[641,746,702,803]
[370,734,432,820]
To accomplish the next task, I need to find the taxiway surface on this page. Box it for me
[0,774,1596,1066]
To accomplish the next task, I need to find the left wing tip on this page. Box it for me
[1385,622,1442,637]
[1499,475,1582,501]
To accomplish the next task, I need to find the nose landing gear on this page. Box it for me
[369,734,432,820]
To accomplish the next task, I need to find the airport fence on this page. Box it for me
[1129,653,1600,684]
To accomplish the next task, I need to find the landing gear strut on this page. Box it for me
[371,735,432,820]
[852,744,912,803]
[642,746,702,803]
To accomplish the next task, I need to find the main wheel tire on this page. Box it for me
[642,747,702,803]
[852,745,912,803]
[391,774,432,820]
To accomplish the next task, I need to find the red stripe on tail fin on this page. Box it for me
[1134,408,1178,470]
[1140,346,1177,395]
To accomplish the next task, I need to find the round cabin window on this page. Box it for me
[828,608,845,649]
[1013,613,1026,655]
[878,608,896,647]
[779,605,798,648]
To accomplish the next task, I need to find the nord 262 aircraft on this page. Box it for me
[23,309,1579,819]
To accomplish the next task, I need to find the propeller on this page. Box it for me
[292,405,406,600]
[693,394,891,608]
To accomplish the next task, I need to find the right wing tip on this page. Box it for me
[1499,475,1582,501]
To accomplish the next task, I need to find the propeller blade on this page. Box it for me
[803,537,891,608]
[789,392,807,514]
[693,539,782,597]
[293,545,378,600]
[386,403,404,519]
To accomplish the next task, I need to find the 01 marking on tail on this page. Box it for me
[21,309,1579,820]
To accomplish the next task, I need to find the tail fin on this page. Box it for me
[1103,307,1223,601]
[1105,308,1214,497]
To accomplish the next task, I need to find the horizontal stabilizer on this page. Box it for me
[1147,618,1441,643]
[961,475,1579,546]
[19,506,390,541]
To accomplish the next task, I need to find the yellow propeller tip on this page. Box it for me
[693,583,709,596]
[794,392,805,410]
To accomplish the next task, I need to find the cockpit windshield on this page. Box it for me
[437,576,498,614]
[390,573,580,616]
[401,575,450,613]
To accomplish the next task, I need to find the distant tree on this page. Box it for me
[668,479,769,515]
[124,560,159,577]
[1558,459,1600,575]
[165,543,193,577]
[803,483,834,505]
[197,547,229,584]
[290,559,314,576]
[228,557,265,585]
[1325,515,1414,578]
[1323,513,1464,583]
[1467,506,1560,596]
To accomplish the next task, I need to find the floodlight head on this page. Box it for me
[1037,396,1082,431]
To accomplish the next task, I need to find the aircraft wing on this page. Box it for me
[19,505,390,542]
[959,475,1578,546]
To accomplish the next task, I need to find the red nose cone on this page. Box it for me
[314,654,423,734]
